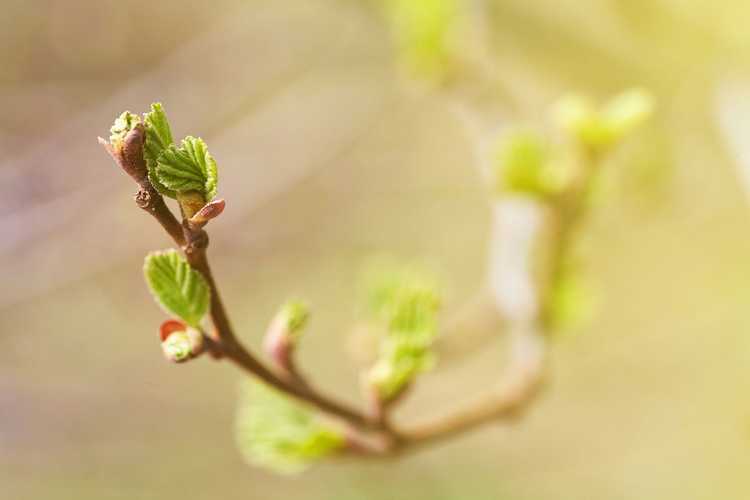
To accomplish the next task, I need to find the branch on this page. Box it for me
[100,102,604,466]
[98,129,185,246]
[100,128,378,432]
[400,327,546,447]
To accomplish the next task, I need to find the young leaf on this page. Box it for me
[235,381,344,474]
[553,89,654,151]
[493,129,565,198]
[155,136,218,201]
[364,262,441,399]
[143,103,175,197]
[601,88,654,139]
[143,250,210,327]
[109,111,141,148]
[385,0,459,82]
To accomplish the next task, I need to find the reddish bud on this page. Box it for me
[189,199,226,228]
[158,319,204,363]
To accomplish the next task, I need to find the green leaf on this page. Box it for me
[363,262,441,398]
[143,250,210,327]
[155,136,218,201]
[601,88,654,139]
[548,265,597,333]
[493,129,566,198]
[143,103,175,197]
[553,89,654,151]
[384,0,459,82]
[235,381,344,474]
[278,300,310,339]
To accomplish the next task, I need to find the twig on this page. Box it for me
[100,110,591,459]
[98,129,184,245]
[400,328,546,447]
[101,127,378,431]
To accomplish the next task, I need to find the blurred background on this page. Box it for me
[3,0,750,498]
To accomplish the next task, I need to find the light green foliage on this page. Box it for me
[162,331,192,362]
[493,129,566,198]
[554,88,654,151]
[278,300,310,339]
[384,0,459,82]
[143,103,175,196]
[155,136,218,201]
[109,111,141,148]
[365,264,441,399]
[143,250,210,328]
[142,103,219,202]
[548,262,596,333]
[235,381,344,474]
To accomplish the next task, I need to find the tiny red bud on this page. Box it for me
[158,319,204,363]
[160,319,187,342]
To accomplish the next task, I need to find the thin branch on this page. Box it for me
[398,328,546,448]
[100,106,597,459]
[98,130,185,246]
[180,211,378,430]
[101,128,378,432]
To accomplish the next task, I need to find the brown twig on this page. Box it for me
[398,328,546,448]
[101,127,377,431]
[101,122,558,458]
[98,129,184,246]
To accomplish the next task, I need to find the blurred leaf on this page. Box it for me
[143,249,210,328]
[493,129,567,198]
[602,89,654,138]
[155,136,218,201]
[364,262,441,398]
[235,380,344,474]
[278,299,311,339]
[384,0,459,82]
[554,88,654,152]
[143,103,176,197]
[548,266,596,333]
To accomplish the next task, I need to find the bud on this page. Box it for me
[189,199,226,228]
[159,319,204,363]
[109,111,141,149]
[263,301,310,372]
[99,113,149,186]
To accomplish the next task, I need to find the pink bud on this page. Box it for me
[189,199,226,227]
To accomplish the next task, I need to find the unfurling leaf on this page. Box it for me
[364,263,441,399]
[143,103,175,196]
[235,381,344,474]
[144,250,210,327]
[601,89,654,138]
[155,136,218,201]
[554,88,654,152]
[263,300,311,371]
[384,0,459,83]
[109,111,141,149]
[278,300,310,338]
[492,129,567,198]
[548,267,597,333]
